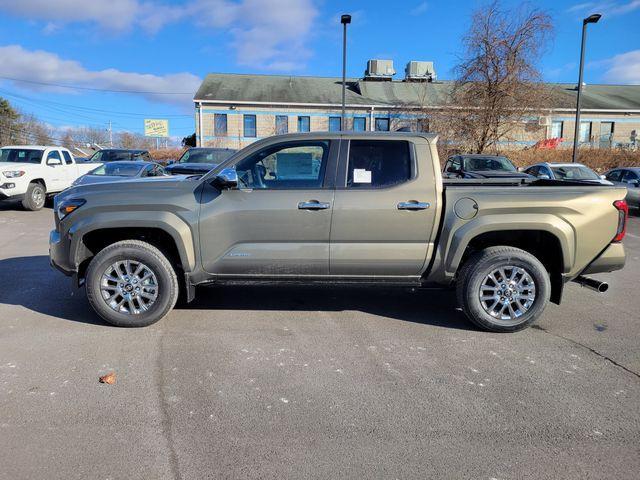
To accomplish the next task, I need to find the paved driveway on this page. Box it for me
[1,203,639,479]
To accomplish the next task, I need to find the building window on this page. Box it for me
[375,117,390,131]
[550,120,563,139]
[579,121,591,143]
[353,117,366,132]
[244,114,257,138]
[275,115,288,135]
[298,116,310,132]
[329,116,342,132]
[214,114,227,136]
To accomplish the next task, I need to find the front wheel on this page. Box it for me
[22,182,46,211]
[456,246,550,332]
[85,240,179,327]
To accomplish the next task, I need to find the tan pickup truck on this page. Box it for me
[49,132,628,331]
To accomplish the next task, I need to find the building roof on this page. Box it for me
[194,73,640,111]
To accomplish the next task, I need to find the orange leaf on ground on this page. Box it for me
[99,372,116,384]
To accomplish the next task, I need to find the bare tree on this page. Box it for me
[443,1,554,153]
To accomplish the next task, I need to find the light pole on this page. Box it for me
[341,14,351,130]
[572,13,601,163]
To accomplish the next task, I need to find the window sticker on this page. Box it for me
[353,168,372,183]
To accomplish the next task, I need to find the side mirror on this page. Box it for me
[212,167,238,190]
[600,175,607,180]
[47,158,62,166]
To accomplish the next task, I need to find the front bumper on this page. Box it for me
[49,229,74,276]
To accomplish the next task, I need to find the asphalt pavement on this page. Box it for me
[0,202,639,479]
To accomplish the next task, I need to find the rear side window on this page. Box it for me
[62,151,73,164]
[347,140,412,189]
[606,170,622,182]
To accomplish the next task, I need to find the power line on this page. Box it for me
[0,76,195,95]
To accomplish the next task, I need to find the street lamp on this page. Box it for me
[341,14,351,130]
[572,13,601,163]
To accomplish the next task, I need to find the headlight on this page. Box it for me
[3,170,25,178]
[57,198,86,220]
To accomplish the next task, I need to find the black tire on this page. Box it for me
[21,182,46,211]
[85,240,179,327]
[456,246,550,332]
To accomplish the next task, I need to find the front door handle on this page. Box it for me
[298,200,331,210]
[397,201,430,211]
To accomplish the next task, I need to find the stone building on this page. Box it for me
[192,60,640,151]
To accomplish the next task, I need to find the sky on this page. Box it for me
[0,0,638,141]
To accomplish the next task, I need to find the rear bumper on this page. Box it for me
[581,242,626,275]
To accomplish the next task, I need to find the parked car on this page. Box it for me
[165,147,237,175]
[443,154,532,179]
[88,149,152,163]
[72,161,166,186]
[50,132,628,332]
[603,167,640,209]
[0,145,101,210]
[524,163,613,185]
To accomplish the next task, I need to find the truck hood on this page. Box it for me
[165,162,217,175]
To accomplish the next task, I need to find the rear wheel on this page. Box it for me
[85,240,178,327]
[22,182,46,211]
[456,246,550,332]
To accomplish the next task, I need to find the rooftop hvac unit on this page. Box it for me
[405,61,436,82]
[365,59,395,80]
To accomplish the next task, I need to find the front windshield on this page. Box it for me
[463,156,516,172]
[89,163,144,177]
[89,150,138,162]
[551,166,600,181]
[178,149,235,164]
[0,148,44,163]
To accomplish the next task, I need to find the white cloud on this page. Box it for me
[566,1,640,17]
[0,0,319,71]
[0,45,202,104]
[411,2,428,15]
[603,50,640,84]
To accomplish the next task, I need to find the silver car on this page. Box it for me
[524,162,612,185]
[604,167,640,209]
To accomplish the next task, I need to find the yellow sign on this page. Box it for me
[144,119,169,137]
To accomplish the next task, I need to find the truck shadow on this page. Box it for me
[0,255,476,331]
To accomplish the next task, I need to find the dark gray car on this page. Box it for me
[165,147,237,175]
[443,154,532,179]
[604,167,640,209]
[72,161,166,186]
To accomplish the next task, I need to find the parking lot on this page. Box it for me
[0,203,638,479]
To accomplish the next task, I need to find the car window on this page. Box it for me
[347,140,412,189]
[551,166,599,180]
[463,156,516,172]
[62,151,73,164]
[47,150,62,164]
[235,141,329,190]
[449,156,461,172]
[0,148,44,163]
[622,170,638,182]
[606,170,623,182]
[526,166,539,176]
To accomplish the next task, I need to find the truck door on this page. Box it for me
[199,139,339,276]
[330,138,439,277]
[61,150,78,187]
[44,149,66,192]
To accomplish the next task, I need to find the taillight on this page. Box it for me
[613,200,628,242]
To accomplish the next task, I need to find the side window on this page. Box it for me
[606,170,622,182]
[62,151,73,164]
[141,165,154,177]
[46,150,62,165]
[622,170,638,182]
[527,166,539,176]
[346,140,411,189]
[448,156,461,172]
[235,141,329,190]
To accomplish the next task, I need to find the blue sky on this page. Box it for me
[0,0,638,140]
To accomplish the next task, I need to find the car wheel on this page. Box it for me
[85,240,179,327]
[456,246,550,332]
[22,182,46,211]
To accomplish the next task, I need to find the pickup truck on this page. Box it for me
[0,145,101,210]
[49,132,628,332]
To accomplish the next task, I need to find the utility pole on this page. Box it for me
[108,120,113,147]
[340,14,351,131]
[572,13,601,163]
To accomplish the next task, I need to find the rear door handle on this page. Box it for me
[298,200,331,210]
[397,201,430,211]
